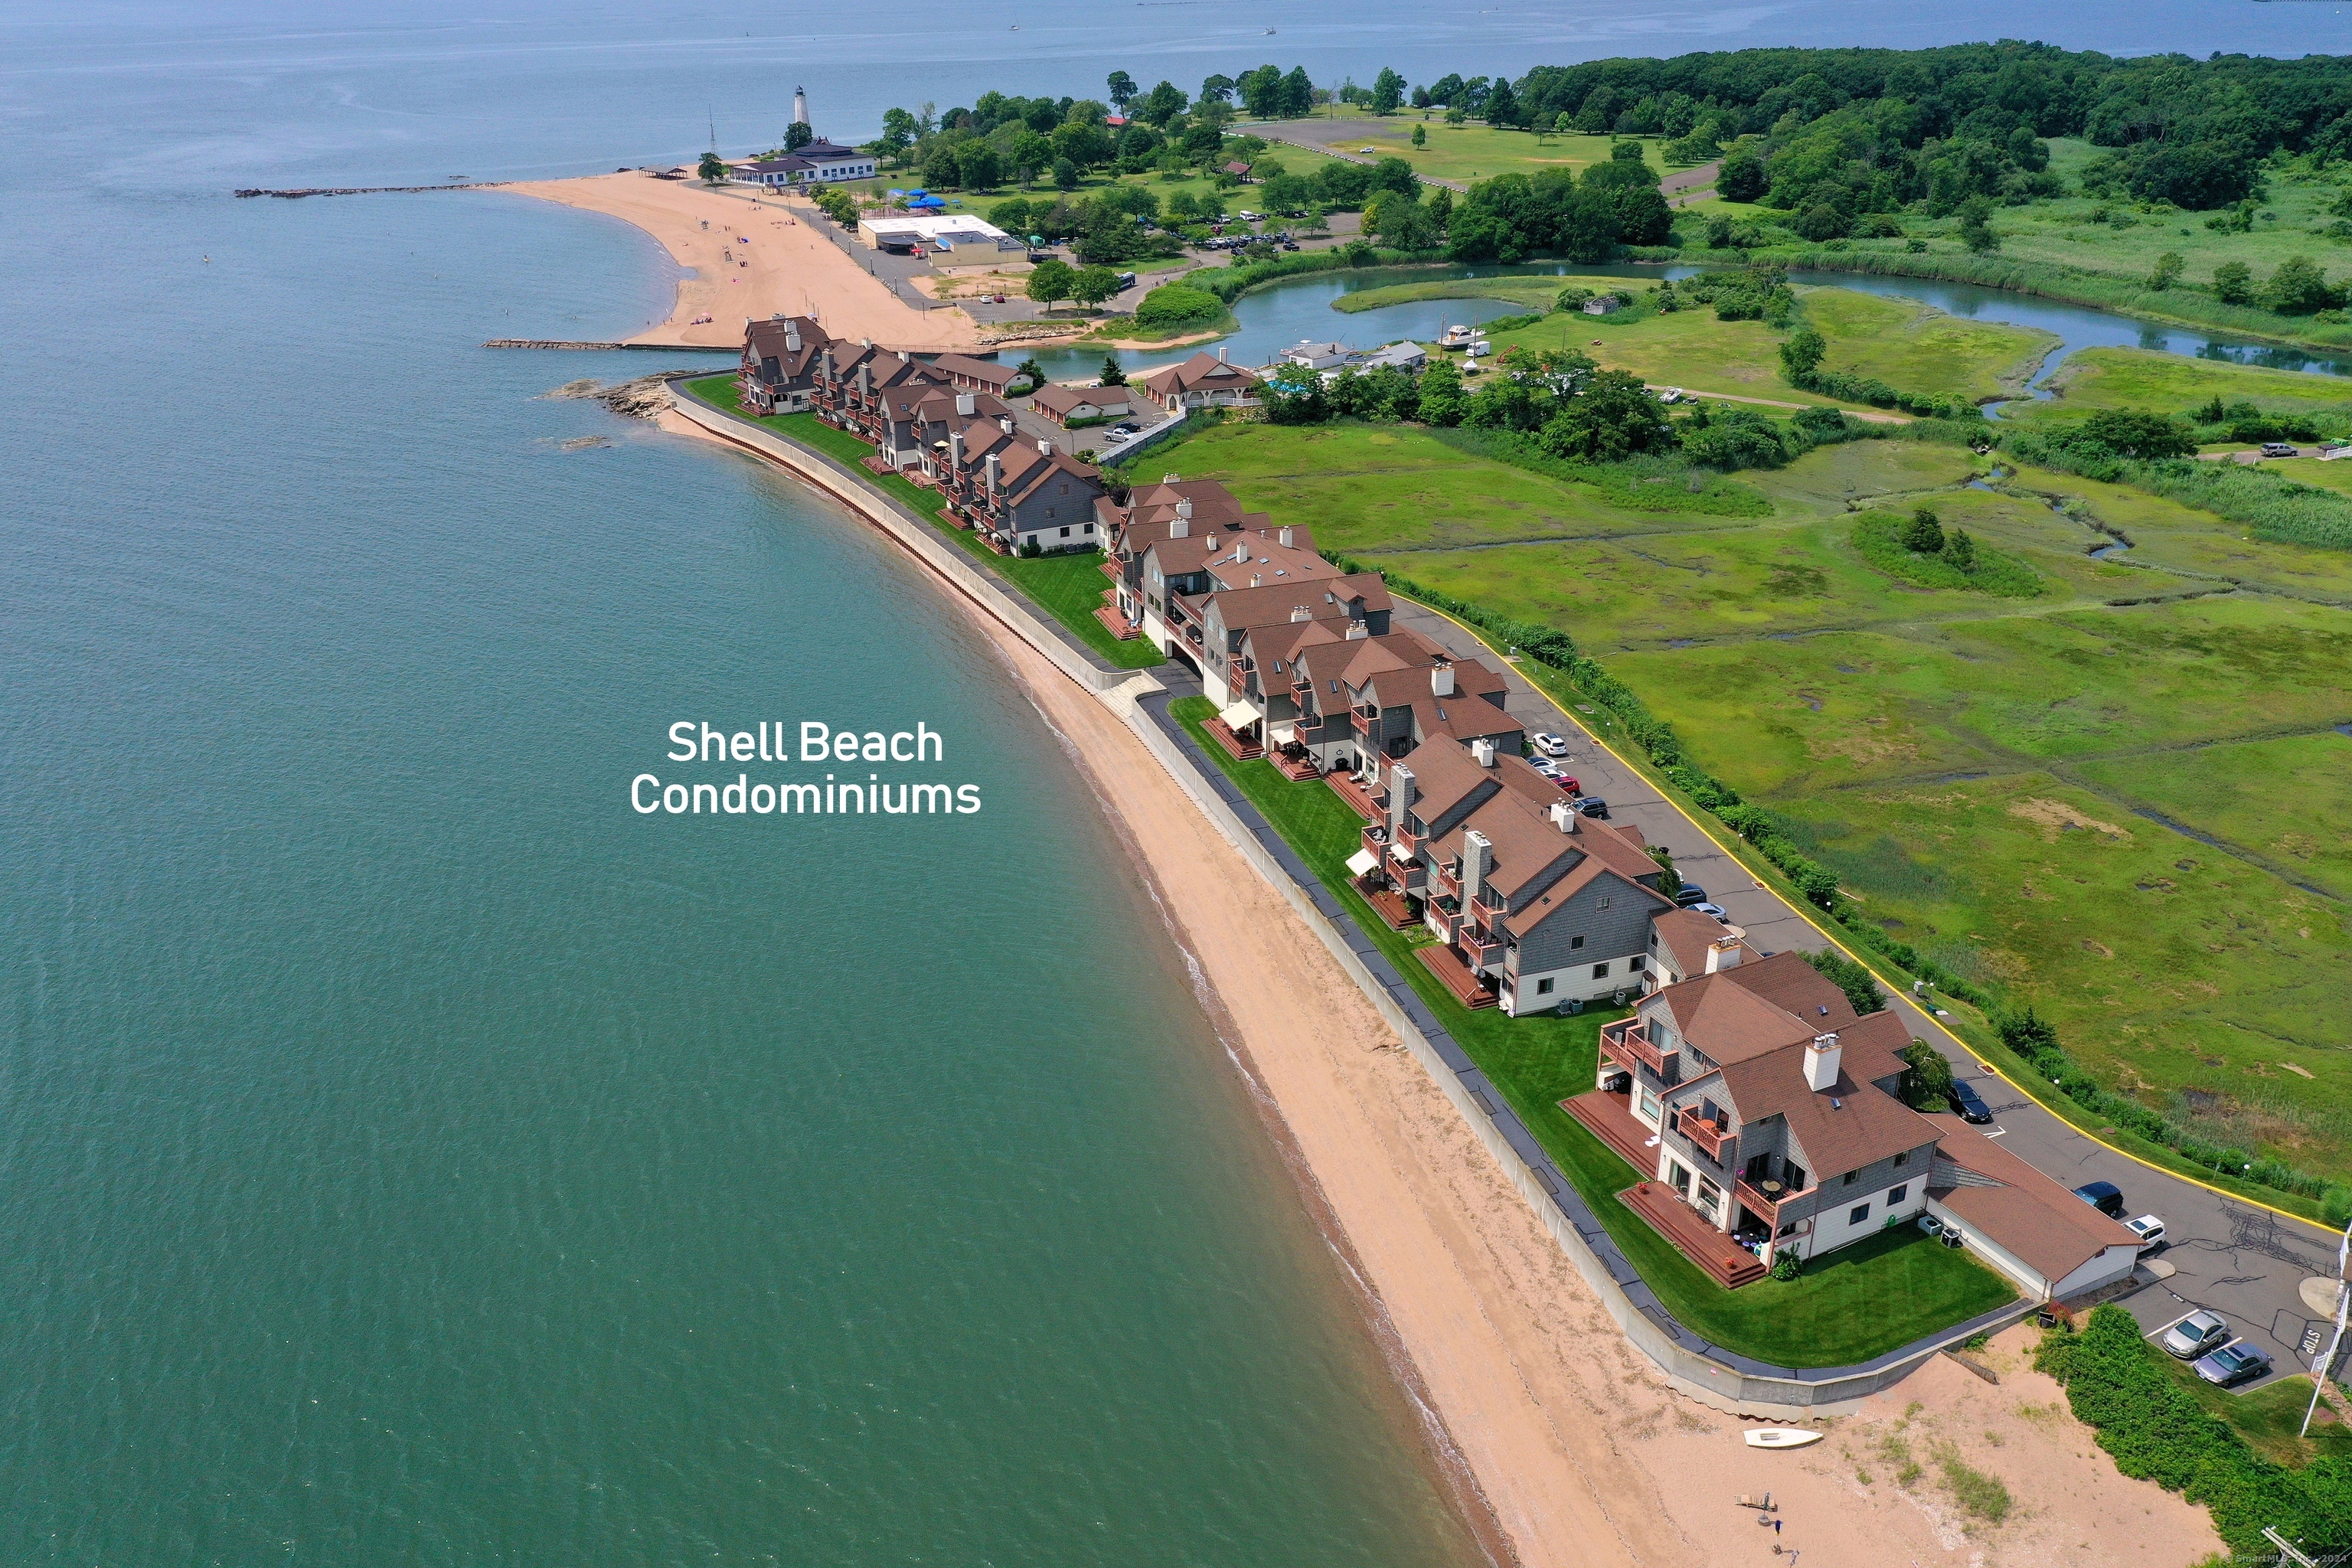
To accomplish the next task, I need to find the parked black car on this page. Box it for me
[2073,1180,2125,1217]
[1673,885,1709,908]
[1571,795,1609,820]
[1947,1080,1995,1125]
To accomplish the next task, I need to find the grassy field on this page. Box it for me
[2158,1357,2352,1469]
[1802,287,2054,403]
[1249,107,1670,188]
[1169,692,2017,1364]
[680,377,1165,670]
[1146,421,1767,552]
[1393,283,2051,410]
[1155,423,2352,1181]
[2037,347,2352,422]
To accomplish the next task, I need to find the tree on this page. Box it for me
[1279,67,1315,118]
[1027,258,1075,311]
[1681,407,1786,469]
[1364,190,1437,250]
[877,108,917,166]
[1779,328,1826,378]
[2147,251,2184,292]
[1416,358,1468,426]
[1240,65,1282,118]
[786,122,814,152]
[1371,67,1405,116]
[1801,948,1886,1014]
[2212,260,2254,304]
[1538,371,1677,462]
[1052,157,1080,191]
[1612,139,1646,164]
[1136,81,1187,126]
[956,141,1001,191]
[1717,149,1766,202]
[1942,528,1978,569]
[1484,74,1521,128]
[1411,123,1427,148]
[1014,357,1047,390]
[1902,507,1946,553]
[697,150,727,184]
[2080,409,2197,459]
[1200,73,1235,106]
[1900,1039,1957,1112]
[2264,254,2338,315]
[1106,70,1137,111]
[1070,264,1122,309]
[1957,197,1999,253]
[1099,354,1127,386]
[1645,844,1684,898]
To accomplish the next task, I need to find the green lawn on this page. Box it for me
[680,376,1163,669]
[1256,107,1670,188]
[1331,273,1628,315]
[1154,422,2352,1184]
[1169,693,2017,1366]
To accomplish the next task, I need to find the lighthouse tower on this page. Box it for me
[792,87,809,129]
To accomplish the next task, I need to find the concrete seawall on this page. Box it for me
[665,379,2029,1416]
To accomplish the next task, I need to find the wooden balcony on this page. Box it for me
[1272,750,1320,782]
[1325,772,1381,821]
[1362,883,1418,929]
[1563,1089,1657,1176]
[1415,940,1498,1009]
[1098,557,1123,583]
[1676,1107,1735,1163]
[1203,715,1262,761]
[1460,926,1504,969]
[1620,1181,1768,1289]
[1600,1018,1676,1080]
[1734,1178,1807,1225]
[1093,601,1142,641]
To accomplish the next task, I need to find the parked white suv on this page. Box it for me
[2124,1214,2167,1250]
[1531,733,1570,757]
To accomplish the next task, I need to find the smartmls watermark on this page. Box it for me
[632,721,983,817]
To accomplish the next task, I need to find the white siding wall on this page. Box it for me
[1505,949,1646,1013]
[1795,1178,1928,1259]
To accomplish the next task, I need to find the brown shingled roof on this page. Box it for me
[1718,1047,1942,1182]
[1923,1113,2143,1287]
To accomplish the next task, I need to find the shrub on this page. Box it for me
[1902,506,1945,552]
[1803,948,1887,1014]
[1132,283,1223,328]
[1938,1450,2012,1523]
[2060,1305,2350,1560]
[1769,1253,1802,1282]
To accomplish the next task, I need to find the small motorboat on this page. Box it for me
[1438,322,1479,349]
[1743,1427,1822,1450]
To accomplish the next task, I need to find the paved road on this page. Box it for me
[1386,597,2348,1392]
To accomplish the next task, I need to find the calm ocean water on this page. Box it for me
[2,4,2343,1563]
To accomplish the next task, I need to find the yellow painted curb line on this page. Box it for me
[1409,595,2336,1238]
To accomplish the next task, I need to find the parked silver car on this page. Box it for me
[2193,1339,2272,1387]
[2160,1310,2230,1360]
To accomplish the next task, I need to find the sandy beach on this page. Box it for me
[653,403,2225,1568]
[498,172,992,350]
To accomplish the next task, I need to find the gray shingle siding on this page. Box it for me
[1509,874,1651,975]
[1779,1141,1936,1226]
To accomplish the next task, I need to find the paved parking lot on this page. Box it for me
[1386,598,2350,1394]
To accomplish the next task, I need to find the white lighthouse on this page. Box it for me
[792,87,809,129]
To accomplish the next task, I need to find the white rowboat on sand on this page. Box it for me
[1742,1428,1822,1450]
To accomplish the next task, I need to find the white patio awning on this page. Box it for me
[1267,721,1295,746]
[1344,848,1379,877]
[1217,699,1257,730]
